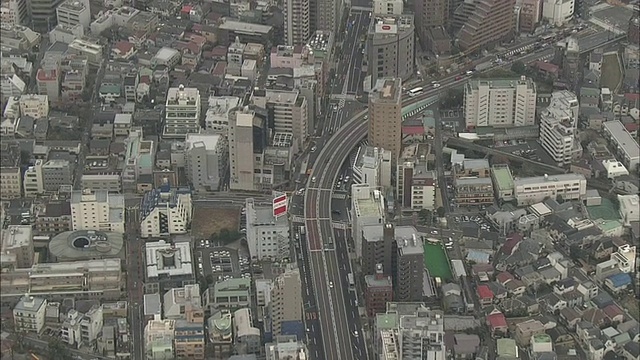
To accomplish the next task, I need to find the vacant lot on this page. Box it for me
[192,206,239,239]
[601,53,622,92]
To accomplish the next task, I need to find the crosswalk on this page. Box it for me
[503,43,536,57]
[305,311,318,320]
[292,215,305,223]
[338,97,346,109]
[332,193,347,200]
[332,222,348,230]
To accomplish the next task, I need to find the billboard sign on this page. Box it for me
[375,23,398,34]
[273,193,288,218]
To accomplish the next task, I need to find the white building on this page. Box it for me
[1,224,34,268]
[539,90,581,166]
[56,0,90,29]
[145,240,194,285]
[144,315,175,360]
[602,120,640,172]
[70,189,125,233]
[163,284,201,319]
[245,198,290,261]
[464,76,537,128]
[164,85,201,139]
[270,266,303,337]
[0,0,29,26]
[351,184,386,258]
[610,244,636,274]
[205,96,240,133]
[513,173,587,206]
[185,134,227,192]
[23,159,44,197]
[139,187,192,238]
[1,74,26,100]
[618,194,639,226]
[13,295,47,333]
[229,107,258,191]
[61,305,103,346]
[233,308,261,354]
[373,0,404,14]
[67,38,102,65]
[352,146,392,190]
[19,94,49,119]
[602,159,629,179]
[542,0,574,27]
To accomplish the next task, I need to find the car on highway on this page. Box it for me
[431,230,438,235]
[311,146,317,152]
[353,330,359,337]
[311,176,317,183]
[329,281,334,288]
[432,83,441,88]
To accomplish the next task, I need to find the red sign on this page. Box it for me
[273,194,287,205]
[273,205,287,217]
[273,193,288,217]
[382,25,391,30]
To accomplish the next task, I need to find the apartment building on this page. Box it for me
[284,0,310,46]
[364,264,394,317]
[24,159,72,196]
[457,0,516,53]
[602,120,639,172]
[539,91,581,166]
[361,223,395,278]
[455,177,495,206]
[352,146,392,190]
[164,85,201,139]
[19,94,49,119]
[1,74,25,100]
[233,308,262,354]
[174,311,205,359]
[144,316,175,360]
[542,0,574,27]
[513,173,587,206]
[245,198,290,261]
[314,0,344,35]
[413,0,447,47]
[144,240,194,294]
[23,160,45,197]
[374,0,404,14]
[368,78,403,160]
[35,201,72,234]
[61,305,103,346]
[270,266,303,337]
[454,159,491,178]
[30,0,65,31]
[367,15,415,85]
[352,184,387,259]
[70,189,125,233]
[375,303,446,359]
[121,130,155,192]
[184,134,227,192]
[205,96,240,133]
[13,295,47,333]
[0,142,23,199]
[520,0,542,33]
[0,0,29,26]
[56,0,90,29]
[251,89,308,151]
[464,77,537,128]
[67,38,103,65]
[139,187,192,238]
[396,144,436,210]
[394,227,425,302]
[1,225,34,268]
[1,259,123,302]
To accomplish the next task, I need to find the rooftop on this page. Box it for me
[48,230,123,260]
[514,173,586,186]
[469,76,535,90]
[370,78,401,102]
[603,120,640,161]
[492,165,514,191]
[1,225,32,249]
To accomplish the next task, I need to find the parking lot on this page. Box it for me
[195,243,252,283]
[453,215,493,233]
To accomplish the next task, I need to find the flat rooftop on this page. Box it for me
[603,120,640,161]
[371,78,401,103]
[491,166,514,191]
[513,173,586,186]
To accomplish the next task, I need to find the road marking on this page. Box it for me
[307,188,333,191]
[292,215,305,223]
[332,193,347,199]
[306,218,332,221]
[309,249,324,253]
[332,222,347,230]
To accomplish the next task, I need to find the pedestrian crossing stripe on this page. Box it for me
[332,194,346,200]
[292,215,305,223]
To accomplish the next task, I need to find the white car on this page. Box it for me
[432,83,441,88]
[353,330,359,337]
[311,176,317,183]
[329,281,334,288]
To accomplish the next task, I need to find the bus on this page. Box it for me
[348,273,355,290]
[407,87,423,96]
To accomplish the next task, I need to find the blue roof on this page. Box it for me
[606,273,632,288]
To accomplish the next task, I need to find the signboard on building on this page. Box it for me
[272,193,288,218]
[375,23,398,34]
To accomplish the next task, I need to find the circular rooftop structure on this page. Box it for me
[49,230,124,261]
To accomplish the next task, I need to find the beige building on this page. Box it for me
[367,15,415,85]
[19,94,49,119]
[13,295,47,333]
[144,316,175,360]
[251,89,308,151]
[0,141,22,199]
[270,266,303,337]
[456,0,516,53]
[1,225,34,268]
[70,189,125,233]
[374,0,404,14]
[228,107,260,191]
[283,0,310,46]
[464,77,537,129]
[0,0,29,26]
[368,78,402,161]
[539,91,581,166]
[513,173,587,206]
[56,0,90,29]
[164,85,202,139]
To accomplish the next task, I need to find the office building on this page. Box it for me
[144,316,175,360]
[464,77,537,129]
[1,225,34,268]
[394,227,424,302]
[602,121,640,172]
[367,15,415,85]
[174,317,206,359]
[121,129,155,192]
[513,173,587,206]
[270,266,303,337]
[539,90,581,166]
[70,189,125,233]
[13,295,47,333]
[228,107,267,191]
[413,0,448,50]
[144,240,194,294]
[361,223,395,278]
[164,85,201,139]
[374,0,404,14]
[30,0,65,31]
[397,144,436,210]
[19,94,49,119]
[457,0,516,53]
[314,0,344,35]
[163,284,202,319]
[56,0,90,29]
[364,264,394,317]
[251,89,308,151]
[455,177,495,206]
[542,0,574,27]
[61,305,104,346]
[375,303,446,359]
[352,184,387,260]
[284,0,310,46]
[368,78,402,160]
[454,159,491,178]
[67,38,103,65]
[0,0,29,26]
[519,0,542,33]
[42,159,73,192]
[245,198,290,261]
[556,37,580,80]
[0,259,123,302]
[185,134,228,192]
[206,310,233,357]
[139,187,192,238]
[203,278,251,312]
[233,308,262,354]
[352,146,392,190]
[265,335,309,360]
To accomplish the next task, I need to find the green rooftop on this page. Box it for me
[492,166,514,191]
[99,84,121,94]
[533,334,551,343]
[497,338,518,357]
[213,278,251,297]
[375,313,398,330]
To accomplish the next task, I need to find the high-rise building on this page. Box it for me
[457,0,516,53]
[56,0,90,29]
[464,77,537,129]
[30,0,65,32]
[185,134,228,192]
[414,0,448,50]
[351,184,387,260]
[364,264,393,317]
[361,223,395,277]
[70,189,125,233]
[374,0,403,14]
[0,0,29,26]
[542,0,574,27]
[228,107,267,191]
[393,226,424,302]
[284,0,310,46]
[367,15,415,85]
[368,78,402,161]
[539,90,581,166]
[314,0,344,34]
[519,0,542,33]
[251,89,308,151]
[270,266,303,337]
[164,85,201,139]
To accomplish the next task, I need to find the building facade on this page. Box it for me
[70,189,125,233]
[367,15,415,85]
[139,187,192,238]
[56,0,90,29]
[13,296,47,333]
[368,78,402,161]
[284,0,310,46]
[185,134,228,192]
[457,0,516,53]
[164,85,201,139]
[513,173,587,206]
[539,90,581,166]
[245,198,290,261]
[270,267,303,337]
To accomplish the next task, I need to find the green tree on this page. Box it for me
[511,60,526,74]
[440,88,464,109]
[436,207,446,218]
[48,339,73,360]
